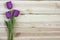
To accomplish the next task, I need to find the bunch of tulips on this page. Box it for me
[5,1,20,40]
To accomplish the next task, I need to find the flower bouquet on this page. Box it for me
[5,1,20,40]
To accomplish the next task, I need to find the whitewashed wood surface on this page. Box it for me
[0,1,60,40]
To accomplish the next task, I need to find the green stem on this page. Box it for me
[8,28,14,40]
[8,16,15,40]
[8,24,14,40]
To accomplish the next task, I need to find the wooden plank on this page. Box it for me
[1,27,60,32]
[0,1,60,14]
[0,36,60,40]
[1,15,60,22]
[1,22,60,28]
[0,28,60,37]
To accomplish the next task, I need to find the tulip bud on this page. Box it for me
[6,11,11,19]
[13,10,20,17]
[6,1,13,9]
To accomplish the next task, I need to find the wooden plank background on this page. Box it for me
[0,1,60,40]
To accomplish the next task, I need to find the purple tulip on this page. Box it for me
[6,1,13,9]
[6,11,11,19]
[13,10,20,17]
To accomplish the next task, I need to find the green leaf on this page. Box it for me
[5,21,8,27]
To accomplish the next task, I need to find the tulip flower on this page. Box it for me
[6,11,11,19]
[6,1,13,9]
[13,10,20,17]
